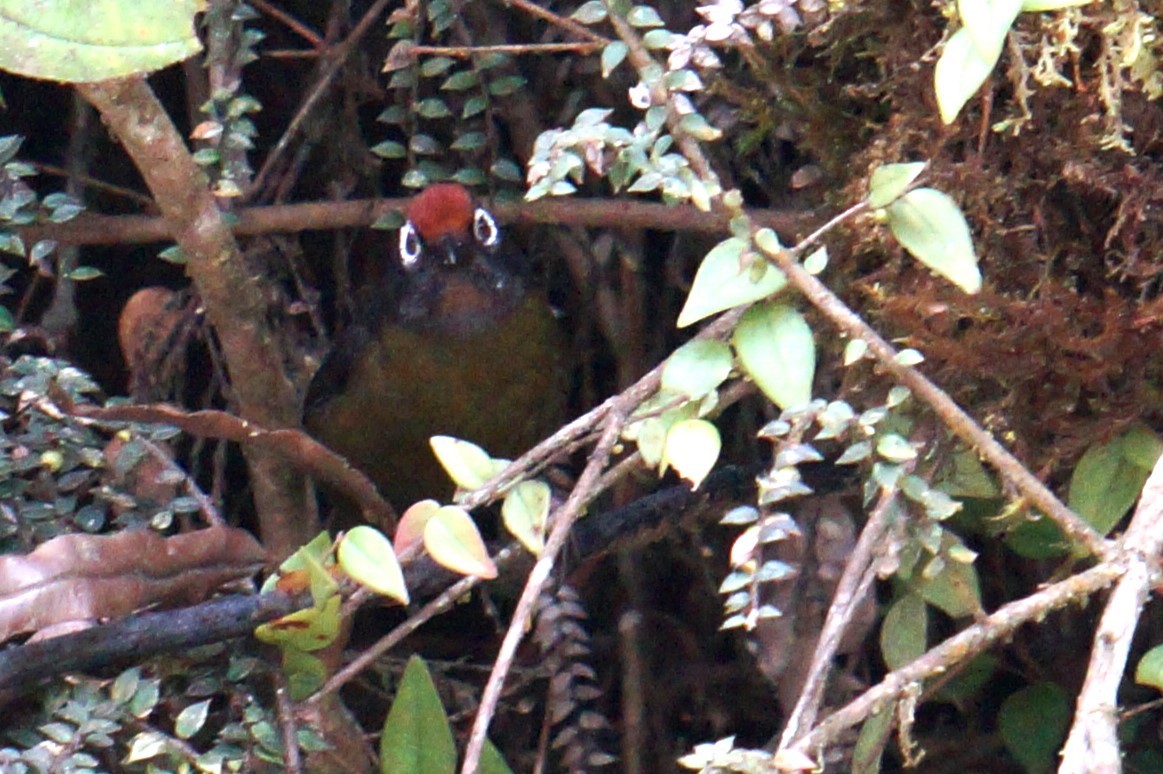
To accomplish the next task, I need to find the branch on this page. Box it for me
[76,77,317,560]
[1058,454,1163,771]
[16,197,812,246]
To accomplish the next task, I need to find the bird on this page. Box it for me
[303,183,568,518]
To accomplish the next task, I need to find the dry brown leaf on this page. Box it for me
[0,526,267,643]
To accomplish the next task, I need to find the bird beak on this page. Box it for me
[439,236,462,267]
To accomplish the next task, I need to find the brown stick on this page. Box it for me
[76,77,318,561]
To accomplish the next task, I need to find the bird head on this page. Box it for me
[394,184,527,334]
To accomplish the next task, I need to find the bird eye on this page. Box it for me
[399,221,422,268]
[473,207,500,248]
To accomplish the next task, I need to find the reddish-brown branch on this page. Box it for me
[76,77,317,561]
[18,196,813,246]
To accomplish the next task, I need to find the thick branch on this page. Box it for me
[76,77,316,560]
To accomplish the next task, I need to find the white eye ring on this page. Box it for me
[399,221,421,268]
[473,207,500,248]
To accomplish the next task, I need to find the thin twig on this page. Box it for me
[461,405,633,773]
[782,563,1121,764]
[776,487,899,750]
[247,0,393,200]
[410,42,604,57]
[501,0,610,44]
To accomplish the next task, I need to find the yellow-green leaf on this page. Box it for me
[338,526,409,604]
[886,188,981,293]
[0,0,202,83]
[662,419,721,489]
[676,237,786,328]
[501,480,550,555]
[424,506,497,579]
[732,302,815,409]
[430,435,497,491]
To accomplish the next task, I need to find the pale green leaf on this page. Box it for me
[501,480,550,555]
[662,418,721,489]
[174,699,210,740]
[868,162,926,209]
[732,302,815,409]
[934,27,998,125]
[957,0,1022,63]
[1068,432,1153,535]
[0,0,202,83]
[886,188,981,293]
[602,41,628,78]
[661,339,733,399]
[338,525,409,604]
[676,238,786,327]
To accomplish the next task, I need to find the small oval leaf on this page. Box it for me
[430,435,496,491]
[732,302,815,409]
[661,339,733,399]
[934,27,998,125]
[662,418,721,489]
[338,526,409,604]
[501,480,550,555]
[424,506,498,579]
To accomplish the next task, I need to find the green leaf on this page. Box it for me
[1136,645,1163,691]
[571,0,608,24]
[880,593,927,671]
[419,56,455,77]
[957,0,1022,62]
[174,699,210,740]
[479,739,515,774]
[441,69,479,91]
[338,526,409,604]
[416,98,452,119]
[602,41,628,78]
[916,532,983,619]
[627,5,665,27]
[65,266,103,281]
[1121,425,1163,470]
[676,237,786,327]
[1068,431,1154,535]
[501,480,550,555]
[424,505,498,579]
[998,682,1070,774]
[0,0,202,83]
[868,162,926,208]
[371,140,406,159]
[0,305,14,333]
[661,339,733,399]
[852,708,893,773]
[934,26,998,125]
[886,188,981,293]
[488,75,526,97]
[732,302,815,409]
[662,418,721,489]
[380,656,457,774]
